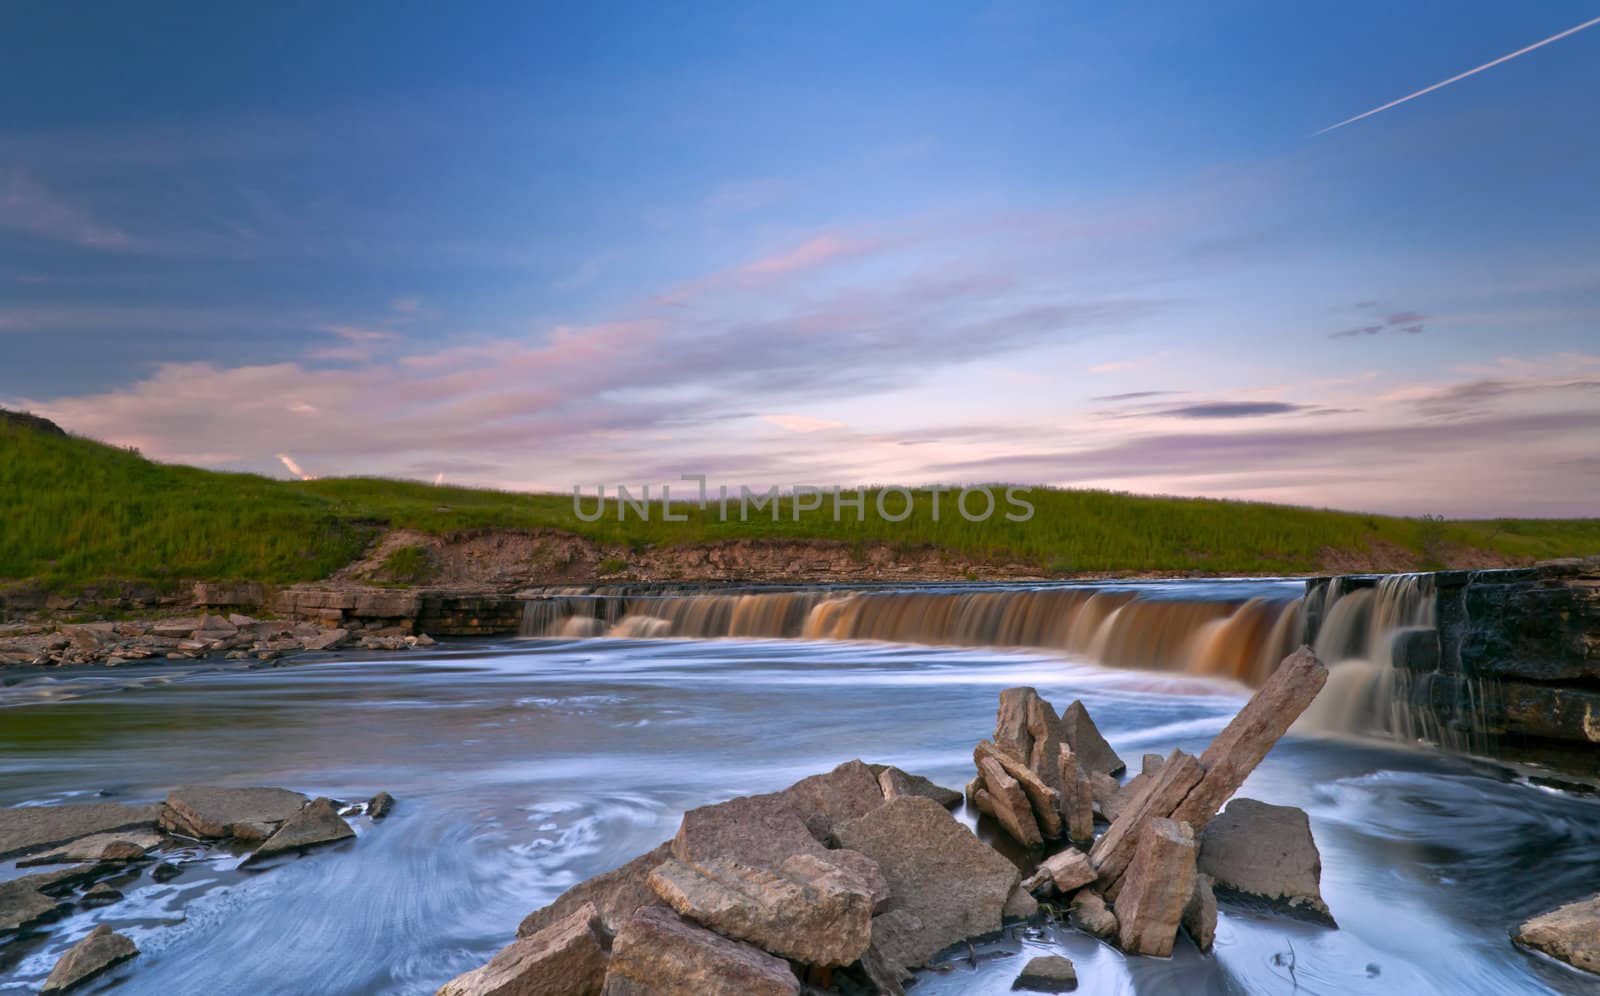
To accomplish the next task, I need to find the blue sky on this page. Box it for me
[3,2,1598,515]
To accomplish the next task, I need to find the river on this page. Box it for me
[2,581,1597,994]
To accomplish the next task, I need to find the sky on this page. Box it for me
[2,2,1598,517]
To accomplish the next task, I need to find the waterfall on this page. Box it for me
[518,584,1306,685]
[1300,574,1437,737]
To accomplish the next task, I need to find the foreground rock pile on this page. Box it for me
[0,785,393,992]
[439,646,1375,994]
[0,614,438,667]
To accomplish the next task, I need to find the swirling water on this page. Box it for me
[2,612,1597,993]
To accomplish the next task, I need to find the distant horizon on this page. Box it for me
[3,4,1598,517]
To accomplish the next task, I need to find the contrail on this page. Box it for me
[1316,14,1600,135]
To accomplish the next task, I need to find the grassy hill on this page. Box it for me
[4,415,1599,590]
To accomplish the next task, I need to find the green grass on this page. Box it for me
[4,421,1599,590]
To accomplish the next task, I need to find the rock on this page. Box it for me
[648,853,873,966]
[415,633,437,646]
[1014,954,1077,992]
[1088,749,1203,897]
[301,628,350,652]
[0,878,61,932]
[0,802,160,859]
[833,796,1019,968]
[151,861,183,883]
[671,793,887,909]
[1198,799,1331,921]
[1069,889,1118,940]
[1061,700,1125,776]
[436,901,610,996]
[976,740,1062,839]
[977,756,1043,847]
[994,688,1067,797]
[860,942,911,996]
[520,842,673,937]
[877,766,961,809]
[162,786,307,839]
[17,831,162,866]
[1022,849,1097,896]
[1086,771,1120,820]
[40,924,138,993]
[1170,647,1328,830]
[601,905,799,995]
[368,791,396,819]
[231,821,276,842]
[82,885,124,907]
[1003,883,1039,921]
[247,797,354,860]
[1055,745,1095,845]
[780,759,886,842]
[1114,817,1197,957]
[1513,893,1600,975]
[1182,873,1217,952]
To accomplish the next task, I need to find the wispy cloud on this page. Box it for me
[0,169,136,250]
[760,414,846,433]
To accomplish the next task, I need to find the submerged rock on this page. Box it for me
[1512,892,1600,975]
[1114,817,1197,958]
[520,842,672,937]
[436,901,610,996]
[1014,954,1077,993]
[247,797,354,861]
[833,796,1018,968]
[1061,700,1125,777]
[1198,798,1331,921]
[367,791,396,819]
[647,853,874,966]
[0,802,161,859]
[41,924,138,993]
[18,830,162,866]
[602,905,799,995]
[161,786,307,839]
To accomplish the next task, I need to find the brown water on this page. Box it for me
[2,580,1597,994]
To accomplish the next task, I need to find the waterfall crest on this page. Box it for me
[519,585,1306,684]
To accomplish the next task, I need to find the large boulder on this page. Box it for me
[1198,798,1330,921]
[1061,700,1126,777]
[833,796,1019,968]
[1114,817,1196,957]
[1513,893,1600,975]
[436,901,610,996]
[601,906,799,996]
[246,797,354,861]
[994,687,1067,795]
[162,786,307,839]
[647,853,873,966]
[520,842,673,937]
[0,802,161,859]
[671,793,887,909]
[40,924,138,993]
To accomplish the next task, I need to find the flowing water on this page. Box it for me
[2,580,1597,994]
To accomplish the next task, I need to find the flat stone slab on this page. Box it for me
[18,831,163,866]
[602,905,799,995]
[1014,954,1077,992]
[0,802,160,859]
[1514,892,1600,975]
[877,766,962,809]
[247,797,354,861]
[0,879,62,933]
[163,786,307,839]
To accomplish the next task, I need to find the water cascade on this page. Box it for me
[520,585,1306,684]
[1300,574,1438,737]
